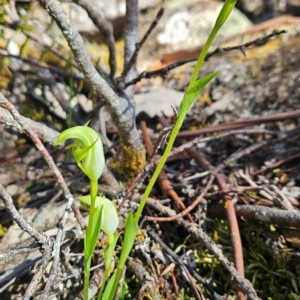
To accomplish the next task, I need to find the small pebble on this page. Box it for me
[6,184,19,196]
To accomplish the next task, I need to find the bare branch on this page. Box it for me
[182,219,260,300]
[0,94,75,296]
[235,205,300,227]
[0,183,49,244]
[0,244,40,261]
[23,245,52,300]
[0,107,59,144]
[0,49,84,80]
[149,230,221,300]
[38,0,143,152]
[144,197,260,300]
[123,0,138,70]
[121,0,139,97]
[73,0,116,79]
[125,29,287,87]
[0,106,122,196]
[122,7,164,80]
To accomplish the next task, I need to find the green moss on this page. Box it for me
[0,59,12,89]
[0,224,7,238]
[109,144,146,183]
[202,218,300,299]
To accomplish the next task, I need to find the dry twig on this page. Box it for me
[125,30,286,87]
[73,0,116,79]
[38,0,144,154]
[0,93,75,298]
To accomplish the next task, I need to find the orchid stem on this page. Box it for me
[83,179,98,300]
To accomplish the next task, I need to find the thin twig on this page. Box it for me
[145,175,215,222]
[119,129,276,210]
[235,205,300,227]
[207,29,287,57]
[0,183,49,244]
[120,7,164,82]
[140,120,194,222]
[181,219,260,300]
[145,198,259,299]
[38,0,144,152]
[0,244,40,261]
[214,126,300,174]
[73,0,116,79]
[0,93,75,297]
[0,49,84,80]
[189,151,245,300]
[125,29,287,87]
[251,152,300,175]
[178,109,300,139]
[152,124,173,157]
[23,244,52,300]
[149,230,221,300]
[171,129,277,158]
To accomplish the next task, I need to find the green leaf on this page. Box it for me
[119,212,137,266]
[215,0,237,28]
[181,71,219,110]
[97,234,120,300]
[187,71,219,96]
[107,213,137,300]
[104,234,120,271]
[102,272,117,300]
[118,282,126,300]
[83,205,103,300]
[84,206,103,257]
[188,0,236,87]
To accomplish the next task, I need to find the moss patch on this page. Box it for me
[109,144,146,183]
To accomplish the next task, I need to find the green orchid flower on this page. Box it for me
[79,195,119,235]
[55,125,117,299]
[54,125,105,182]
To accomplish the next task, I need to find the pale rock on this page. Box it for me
[6,184,19,196]
[134,87,184,117]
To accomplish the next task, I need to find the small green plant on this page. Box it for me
[55,1,237,299]
[135,0,237,222]
[55,124,119,300]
